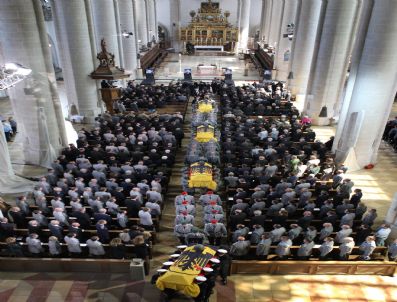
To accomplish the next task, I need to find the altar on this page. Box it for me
[180,0,239,53]
[194,45,224,52]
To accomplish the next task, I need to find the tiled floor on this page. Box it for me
[0,273,396,302]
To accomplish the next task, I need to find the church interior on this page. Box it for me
[0,0,397,301]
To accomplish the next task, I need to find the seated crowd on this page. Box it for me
[114,81,189,113]
[218,83,396,262]
[0,109,186,261]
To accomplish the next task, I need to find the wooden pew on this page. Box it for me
[0,257,142,274]
[230,260,397,276]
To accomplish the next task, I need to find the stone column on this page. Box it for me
[0,122,35,194]
[153,0,159,41]
[274,0,298,81]
[333,0,397,170]
[333,0,374,152]
[146,0,156,43]
[169,0,181,52]
[288,0,325,98]
[239,0,251,51]
[0,0,66,166]
[134,0,149,47]
[259,0,268,41]
[264,0,273,43]
[305,0,359,125]
[267,0,285,48]
[116,0,138,78]
[91,0,120,66]
[51,0,101,122]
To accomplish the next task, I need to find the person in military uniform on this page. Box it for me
[174,211,195,225]
[175,200,196,216]
[204,220,227,246]
[174,191,195,206]
[230,236,251,259]
[256,233,272,260]
[186,227,206,245]
[199,191,222,206]
[174,222,193,244]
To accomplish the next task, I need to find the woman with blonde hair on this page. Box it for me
[110,238,126,259]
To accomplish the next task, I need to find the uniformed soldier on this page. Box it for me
[256,233,272,260]
[216,249,230,285]
[174,191,195,206]
[319,223,334,241]
[338,237,355,260]
[287,224,302,242]
[232,224,249,243]
[203,201,224,215]
[319,237,334,260]
[174,212,195,225]
[297,238,315,260]
[230,236,251,259]
[275,236,292,260]
[174,222,193,244]
[203,211,224,224]
[204,220,227,246]
[199,191,222,206]
[250,224,265,245]
[175,201,196,216]
[359,236,376,260]
[186,227,206,245]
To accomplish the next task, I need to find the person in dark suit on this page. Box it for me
[8,207,27,228]
[71,207,92,229]
[229,209,247,231]
[125,197,142,218]
[48,220,64,241]
[250,210,266,228]
[0,218,15,241]
[93,209,112,225]
[96,220,110,243]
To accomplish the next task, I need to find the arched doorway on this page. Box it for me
[158,24,170,48]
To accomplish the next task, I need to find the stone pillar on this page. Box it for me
[333,0,397,170]
[153,0,159,41]
[169,0,181,52]
[146,0,156,43]
[116,0,138,78]
[267,0,285,48]
[0,122,35,194]
[134,0,149,47]
[274,0,298,81]
[239,0,251,51]
[51,0,101,122]
[264,0,273,43]
[288,0,325,97]
[333,0,374,152]
[0,0,66,166]
[91,0,120,66]
[305,0,359,125]
[259,0,268,41]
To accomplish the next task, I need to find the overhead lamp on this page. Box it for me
[0,63,32,90]
[122,30,133,38]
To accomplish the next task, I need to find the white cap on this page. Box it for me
[195,276,207,282]
[157,269,167,273]
[177,245,187,249]
[217,249,228,254]
[170,254,180,258]
[203,267,213,272]
[162,261,174,266]
[210,258,220,264]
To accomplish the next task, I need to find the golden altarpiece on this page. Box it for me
[180,0,239,51]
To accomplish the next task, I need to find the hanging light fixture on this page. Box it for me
[0,63,32,90]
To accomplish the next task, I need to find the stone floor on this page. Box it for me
[1,54,397,302]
